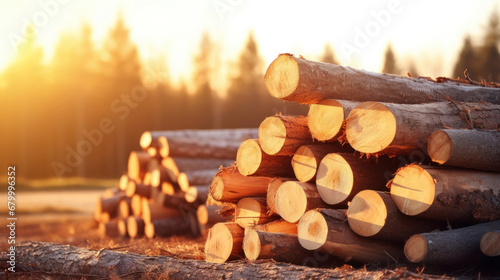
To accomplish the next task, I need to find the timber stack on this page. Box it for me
[94,128,257,239]
[204,53,500,267]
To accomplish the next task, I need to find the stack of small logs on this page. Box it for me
[204,53,500,267]
[94,129,258,239]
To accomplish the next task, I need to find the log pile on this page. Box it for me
[203,54,500,268]
[94,128,257,239]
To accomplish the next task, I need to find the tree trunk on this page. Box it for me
[16,241,411,279]
[259,115,313,156]
[266,177,295,215]
[308,99,360,142]
[481,231,500,257]
[126,216,145,238]
[404,220,500,264]
[292,144,353,183]
[159,136,243,159]
[427,129,500,172]
[316,153,399,206]
[345,101,500,155]
[237,139,294,177]
[264,54,500,104]
[298,209,402,264]
[127,151,152,181]
[235,197,277,228]
[389,164,500,222]
[205,222,245,263]
[276,181,330,223]
[347,190,444,242]
[246,219,298,235]
[243,230,315,264]
[209,166,275,202]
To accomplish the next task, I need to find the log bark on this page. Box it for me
[316,153,399,206]
[264,54,500,104]
[276,181,330,223]
[266,177,295,215]
[345,101,500,155]
[209,166,274,202]
[298,209,402,264]
[159,136,243,159]
[235,197,277,228]
[347,190,444,242]
[127,151,152,180]
[126,216,145,238]
[237,139,294,177]
[205,222,245,263]
[143,128,258,146]
[17,241,411,279]
[404,220,500,264]
[258,115,313,156]
[145,217,193,238]
[184,170,219,186]
[389,164,500,222]
[292,144,353,182]
[98,220,120,238]
[243,230,315,264]
[125,180,151,198]
[95,193,125,219]
[481,231,500,257]
[247,219,298,235]
[197,205,232,226]
[141,197,182,223]
[427,129,500,172]
[172,157,234,172]
[308,99,360,141]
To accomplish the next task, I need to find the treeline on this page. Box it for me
[1,11,498,180]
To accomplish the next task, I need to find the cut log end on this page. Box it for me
[404,234,428,263]
[480,231,500,257]
[243,230,261,261]
[177,172,190,192]
[127,216,145,238]
[427,130,453,164]
[264,54,300,100]
[346,101,396,154]
[347,190,387,237]
[316,153,353,205]
[237,139,263,176]
[205,223,244,263]
[235,197,270,228]
[139,131,153,149]
[297,210,328,250]
[158,136,170,158]
[292,145,320,182]
[210,176,225,201]
[390,165,435,216]
[259,116,287,155]
[276,181,308,223]
[308,99,346,141]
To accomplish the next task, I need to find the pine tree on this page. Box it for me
[381,44,400,74]
[452,36,477,79]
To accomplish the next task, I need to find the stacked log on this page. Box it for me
[203,54,500,269]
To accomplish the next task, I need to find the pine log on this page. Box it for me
[177,172,191,192]
[345,101,500,155]
[404,220,500,264]
[308,99,360,142]
[172,157,234,172]
[141,197,182,223]
[427,129,500,172]
[481,231,500,257]
[197,205,232,226]
[237,139,294,177]
[235,197,277,228]
[159,136,243,159]
[205,222,245,263]
[118,197,131,219]
[316,153,399,206]
[389,164,500,222]
[119,174,130,191]
[95,193,125,219]
[125,180,151,198]
[276,181,330,223]
[117,218,128,237]
[292,144,353,183]
[150,165,176,189]
[161,157,180,178]
[185,185,209,204]
[266,177,295,215]
[145,217,193,238]
[243,230,315,264]
[161,181,175,195]
[183,169,219,186]
[144,129,258,147]
[158,192,194,209]
[98,220,120,238]
[127,216,145,238]
[298,209,402,264]
[130,194,142,217]
[247,219,298,235]
[209,166,274,202]
[127,151,152,180]
[264,53,500,104]
[258,115,313,156]
[347,190,443,242]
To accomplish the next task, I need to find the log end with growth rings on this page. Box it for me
[347,190,387,237]
[259,116,287,155]
[297,210,328,250]
[316,153,353,205]
[264,54,300,100]
[404,234,428,263]
[308,99,346,141]
[205,223,243,263]
[209,175,225,201]
[346,101,396,154]
[235,198,266,228]
[390,165,435,216]
[243,229,262,261]
[276,181,308,223]
[292,145,320,182]
[427,130,453,164]
[480,231,500,257]
[237,139,263,176]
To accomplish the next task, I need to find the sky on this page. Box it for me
[0,0,499,83]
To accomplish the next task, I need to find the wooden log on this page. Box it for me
[159,136,243,159]
[146,129,258,146]
[158,192,192,209]
[197,205,232,226]
[316,153,399,206]
[118,197,131,218]
[98,220,119,238]
[347,190,444,242]
[141,197,182,223]
[276,181,330,223]
[247,219,298,235]
[308,99,360,142]
[118,174,130,191]
[172,157,234,172]
[481,231,500,257]
[161,181,175,195]
[292,145,353,183]
[150,165,176,188]
[205,222,245,263]
[298,209,402,264]
[345,101,500,155]
[127,216,145,238]
[184,169,218,186]
[127,151,152,180]
[266,178,295,215]
[209,166,275,202]
[236,139,294,177]
[95,193,125,219]
[117,218,128,237]
[177,172,191,192]
[145,218,192,238]
[264,53,500,105]
[258,115,313,156]
[427,129,500,172]
[161,157,180,178]
[389,164,500,222]
[243,230,315,264]
[235,197,276,228]
[130,194,142,217]
[404,220,500,264]
[185,185,209,204]
[125,180,151,198]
